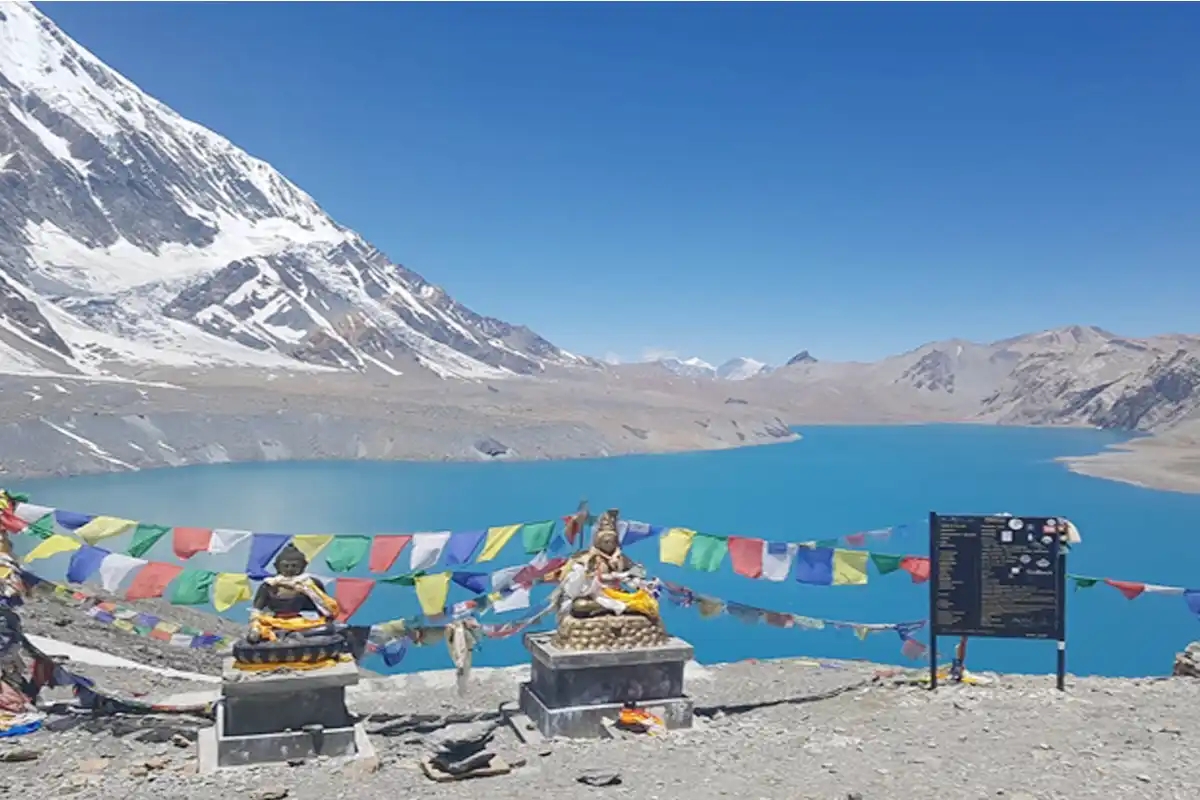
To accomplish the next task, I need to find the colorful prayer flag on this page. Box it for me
[900,556,931,584]
[727,536,764,579]
[520,521,555,554]
[291,535,334,562]
[172,527,213,560]
[98,553,146,593]
[795,547,834,586]
[334,577,374,621]
[66,545,108,584]
[207,529,252,555]
[368,535,411,573]
[444,530,485,565]
[414,572,451,617]
[832,549,869,586]
[75,516,136,546]
[870,552,903,575]
[491,587,531,614]
[127,524,170,559]
[452,572,489,594]
[213,573,252,613]
[688,534,728,572]
[171,569,216,605]
[324,536,372,572]
[409,532,451,571]
[1106,578,1145,600]
[54,510,93,532]
[620,520,659,548]
[659,528,696,566]
[1071,576,1099,590]
[762,542,796,582]
[245,533,290,579]
[25,534,81,562]
[23,513,54,540]
[478,525,521,562]
[125,563,183,601]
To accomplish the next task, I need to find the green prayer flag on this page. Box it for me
[324,536,372,573]
[1072,577,1099,591]
[8,492,29,503]
[870,552,903,575]
[24,513,54,540]
[815,539,839,548]
[380,571,424,587]
[688,534,728,572]
[127,523,171,558]
[170,569,216,605]
[521,521,555,554]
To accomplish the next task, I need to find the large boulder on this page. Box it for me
[1172,642,1200,677]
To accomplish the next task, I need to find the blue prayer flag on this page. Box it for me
[66,545,108,584]
[444,531,486,565]
[795,547,834,586]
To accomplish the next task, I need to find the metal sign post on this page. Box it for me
[929,512,1068,691]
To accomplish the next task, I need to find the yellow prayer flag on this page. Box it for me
[832,549,869,586]
[477,524,522,562]
[213,573,253,613]
[414,572,452,617]
[291,534,334,561]
[25,534,82,562]
[75,516,136,545]
[854,625,870,641]
[659,528,696,566]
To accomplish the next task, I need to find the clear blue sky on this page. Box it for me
[40,2,1200,364]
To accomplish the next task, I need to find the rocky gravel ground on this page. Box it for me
[3,646,1200,800]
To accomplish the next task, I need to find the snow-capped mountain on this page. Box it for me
[0,2,586,379]
[654,355,772,380]
[715,357,771,381]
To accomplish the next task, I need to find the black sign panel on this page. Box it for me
[930,513,1066,641]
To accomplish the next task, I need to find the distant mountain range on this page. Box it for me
[1,2,1198,462]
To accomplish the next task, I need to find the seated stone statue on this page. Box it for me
[232,543,351,669]
[552,509,668,651]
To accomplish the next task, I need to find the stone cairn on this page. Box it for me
[426,721,498,777]
[1173,642,1200,677]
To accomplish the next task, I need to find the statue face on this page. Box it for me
[276,553,306,577]
[595,530,619,555]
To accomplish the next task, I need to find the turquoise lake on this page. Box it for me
[10,424,1200,678]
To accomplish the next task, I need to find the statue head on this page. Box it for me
[592,509,621,555]
[273,543,308,577]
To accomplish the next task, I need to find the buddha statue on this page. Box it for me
[552,509,669,650]
[231,543,352,669]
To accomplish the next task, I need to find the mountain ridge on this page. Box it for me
[0,1,588,380]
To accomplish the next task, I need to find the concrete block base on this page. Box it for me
[518,681,693,739]
[517,632,695,739]
[198,703,376,773]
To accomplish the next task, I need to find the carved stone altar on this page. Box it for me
[197,658,376,772]
[516,632,695,739]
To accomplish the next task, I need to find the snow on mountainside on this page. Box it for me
[655,356,771,380]
[0,1,584,379]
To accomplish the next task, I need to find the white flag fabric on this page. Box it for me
[98,553,147,593]
[491,566,523,592]
[208,528,253,554]
[761,542,797,582]
[409,532,451,572]
[13,503,54,525]
[491,587,531,614]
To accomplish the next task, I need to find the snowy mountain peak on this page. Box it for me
[0,1,581,379]
[715,357,771,381]
[654,355,772,380]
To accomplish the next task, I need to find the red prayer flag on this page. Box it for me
[844,533,867,547]
[368,535,411,573]
[727,536,765,579]
[0,509,25,534]
[172,527,213,560]
[125,563,183,601]
[335,578,374,621]
[900,556,931,584]
[1106,578,1146,600]
[563,514,582,546]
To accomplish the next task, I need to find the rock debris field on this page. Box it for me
[3,596,1200,799]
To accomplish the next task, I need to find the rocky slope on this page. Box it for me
[760,325,1200,435]
[0,1,585,380]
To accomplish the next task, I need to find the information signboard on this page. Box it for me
[928,512,1068,690]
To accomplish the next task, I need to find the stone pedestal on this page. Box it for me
[197,658,376,772]
[517,632,694,739]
